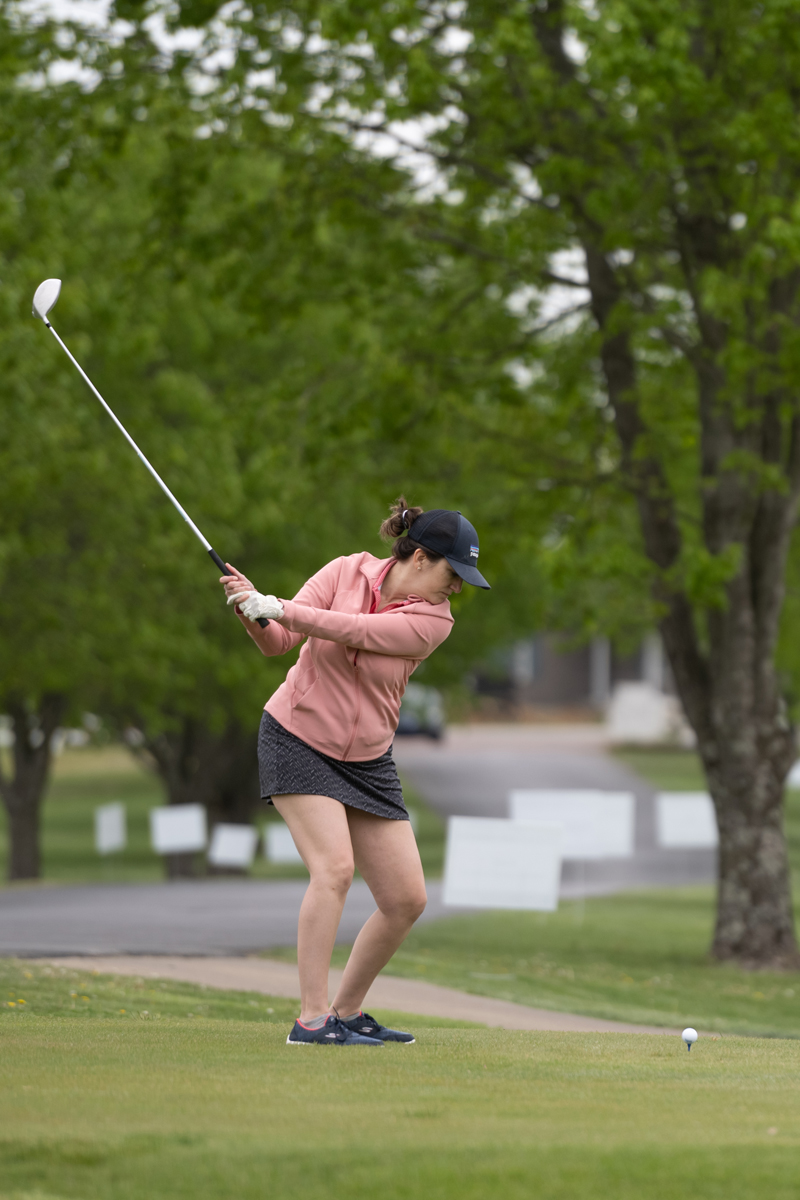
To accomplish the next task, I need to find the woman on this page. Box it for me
[221,499,489,1046]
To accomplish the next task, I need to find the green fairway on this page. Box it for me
[310,746,800,1039]
[0,958,474,1030]
[1,961,798,1200]
[612,746,708,791]
[330,887,800,1038]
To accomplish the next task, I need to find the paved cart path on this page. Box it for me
[37,954,683,1036]
[0,879,453,957]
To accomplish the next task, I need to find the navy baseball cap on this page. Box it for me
[408,510,490,589]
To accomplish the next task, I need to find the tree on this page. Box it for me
[184,0,800,967]
[0,4,277,877]
[0,4,135,879]
[0,0,521,878]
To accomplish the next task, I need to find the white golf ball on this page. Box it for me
[682,1027,698,1049]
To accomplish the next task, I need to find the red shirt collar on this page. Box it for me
[363,555,428,612]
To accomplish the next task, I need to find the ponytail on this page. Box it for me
[379,496,443,563]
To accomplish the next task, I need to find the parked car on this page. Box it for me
[396,683,445,739]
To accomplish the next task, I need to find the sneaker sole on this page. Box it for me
[285,1036,383,1046]
[348,1030,416,1043]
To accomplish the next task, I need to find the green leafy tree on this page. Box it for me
[176,0,800,967]
[0,5,132,878]
[0,5,275,877]
[0,0,521,878]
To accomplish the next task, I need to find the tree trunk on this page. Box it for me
[583,245,800,970]
[140,715,261,879]
[373,0,800,968]
[701,726,797,967]
[0,694,66,881]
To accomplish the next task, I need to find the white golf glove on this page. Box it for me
[227,590,284,622]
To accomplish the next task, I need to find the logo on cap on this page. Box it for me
[469,545,479,559]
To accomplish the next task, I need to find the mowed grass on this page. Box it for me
[0,745,444,884]
[303,747,797,1039]
[1,962,799,1200]
[347,889,799,1038]
[0,958,474,1030]
[4,742,800,1039]
[612,746,709,791]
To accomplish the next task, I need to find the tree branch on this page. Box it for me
[541,271,589,290]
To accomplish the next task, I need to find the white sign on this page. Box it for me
[509,790,635,859]
[656,793,718,849]
[95,802,126,855]
[265,822,304,865]
[606,682,694,746]
[150,804,207,855]
[443,817,562,911]
[208,824,259,868]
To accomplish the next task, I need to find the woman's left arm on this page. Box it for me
[276,600,454,658]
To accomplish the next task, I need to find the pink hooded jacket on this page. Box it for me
[237,552,454,761]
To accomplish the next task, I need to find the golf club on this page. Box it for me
[31,278,269,627]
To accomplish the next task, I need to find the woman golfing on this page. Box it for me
[221,499,489,1046]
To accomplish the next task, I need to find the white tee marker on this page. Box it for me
[682,1027,698,1052]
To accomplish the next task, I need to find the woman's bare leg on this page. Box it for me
[331,810,426,1017]
[271,794,354,1023]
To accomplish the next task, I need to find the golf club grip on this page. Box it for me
[208,548,269,628]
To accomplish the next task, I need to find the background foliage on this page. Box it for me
[7,1,800,907]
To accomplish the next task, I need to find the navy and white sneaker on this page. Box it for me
[341,1011,416,1044]
[286,1015,383,1046]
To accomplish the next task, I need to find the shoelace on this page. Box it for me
[324,1016,354,1042]
[350,1011,381,1033]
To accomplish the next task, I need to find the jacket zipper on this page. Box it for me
[343,651,361,761]
[344,570,412,760]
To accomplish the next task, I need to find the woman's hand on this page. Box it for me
[220,565,284,622]
[220,564,255,607]
[238,592,285,622]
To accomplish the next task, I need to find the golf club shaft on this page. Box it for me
[43,320,269,628]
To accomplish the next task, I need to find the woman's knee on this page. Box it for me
[381,885,427,925]
[311,854,354,897]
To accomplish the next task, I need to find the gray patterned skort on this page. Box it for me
[257,711,409,821]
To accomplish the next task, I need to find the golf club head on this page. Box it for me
[32,278,62,321]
